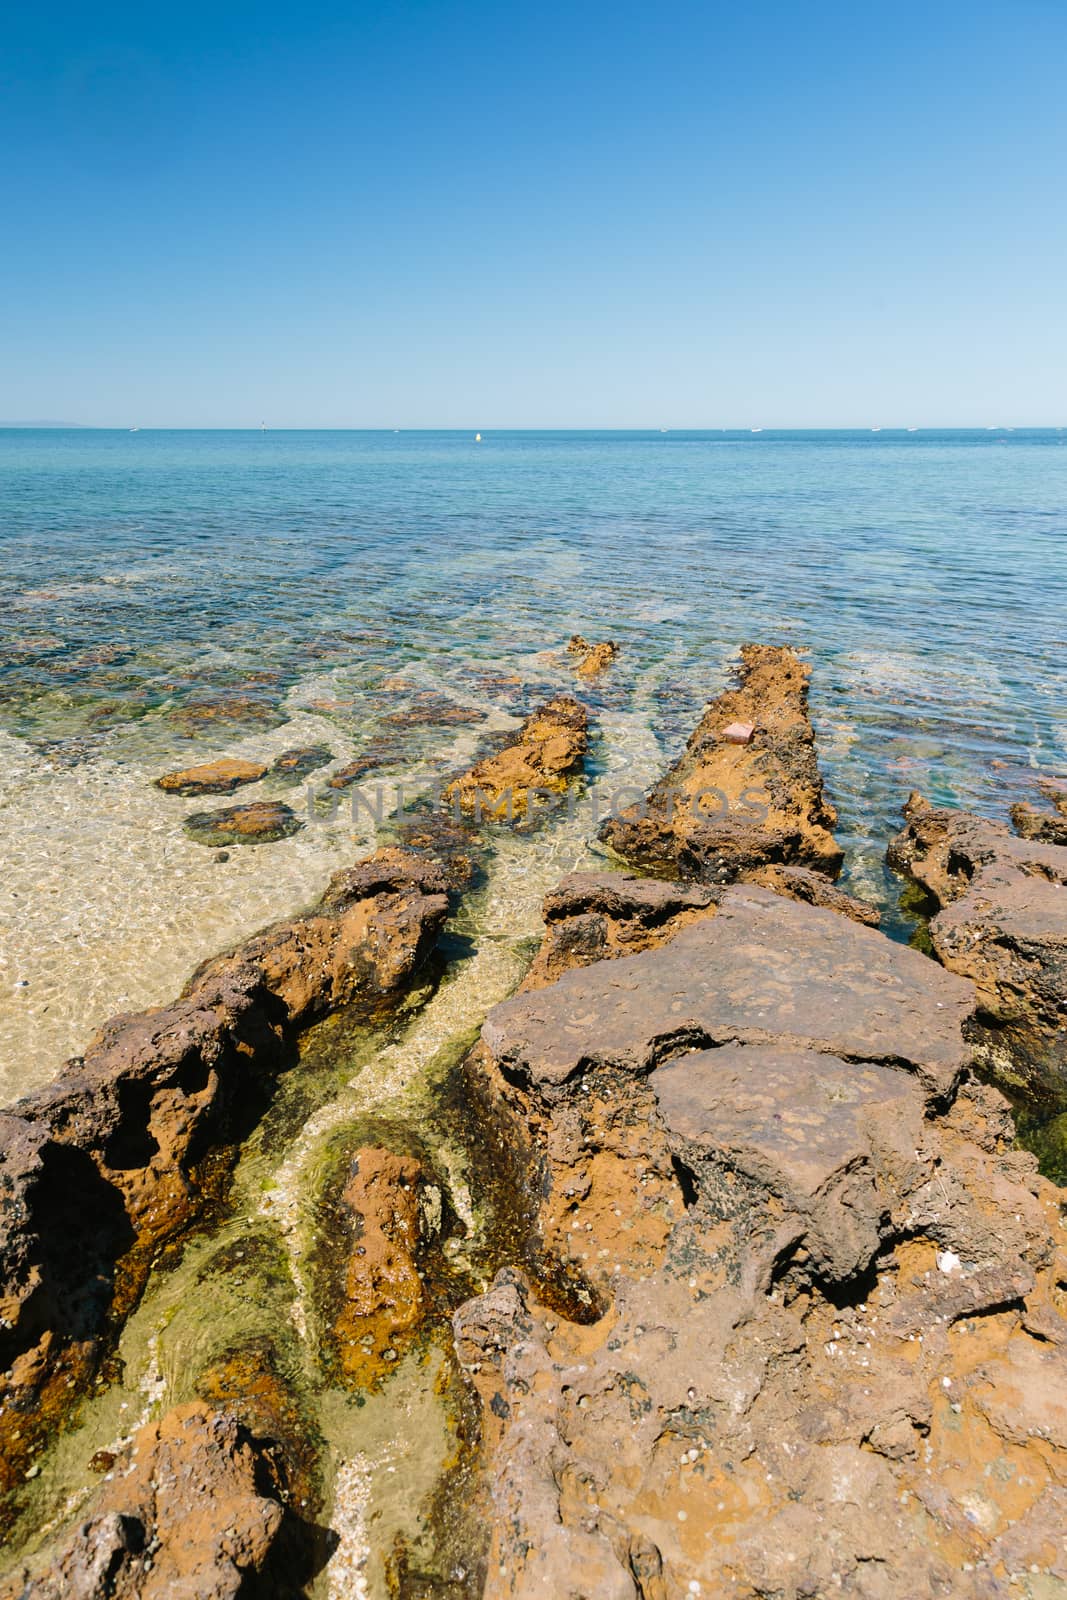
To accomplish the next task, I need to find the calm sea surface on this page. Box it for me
[1,428,1065,1089]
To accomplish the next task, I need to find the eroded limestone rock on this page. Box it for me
[0,1405,299,1600]
[600,643,843,882]
[566,635,618,678]
[889,793,1067,1093]
[0,850,449,1504]
[456,880,1067,1599]
[444,696,588,820]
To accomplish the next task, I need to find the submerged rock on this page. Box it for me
[155,757,268,796]
[183,799,302,846]
[329,1147,440,1388]
[1011,794,1067,846]
[889,792,1067,1093]
[456,877,1067,1599]
[566,635,618,677]
[0,849,449,1505]
[268,744,334,782]
[444,695,588,820]
[600,643,843,882]
[0,1404,299,1600]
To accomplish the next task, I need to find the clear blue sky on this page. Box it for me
[2,0,1065,427]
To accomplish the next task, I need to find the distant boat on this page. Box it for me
[907,427,917,433]
[871,427,881,433]
[475,433,482,442]
[129,427,139,433]
[751,427,763,434]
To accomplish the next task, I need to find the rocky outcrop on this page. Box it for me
[0,1404,303,1599]
[1011,784,1067,846]
[328,1147,441,1388]
[183,799,302,846]
[456,882,1067,1598]
[444,696,588,820]
[567,636,618,678]
[600,644,843,882]
[0,850,449,1504]
[889,793,1067,1094]
[155,758,268,796]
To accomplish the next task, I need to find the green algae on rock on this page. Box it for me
[183,799,302,846]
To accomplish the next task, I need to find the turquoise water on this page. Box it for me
[3,427,1066,923]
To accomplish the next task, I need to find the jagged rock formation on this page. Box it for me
[0,1405,304,1600]
[889,793,1067,1094]
[600,644,844,882]
[444,696,588,819]
[567,635,618,677]
[456,879,1067,1599]
[0,850,449,1505]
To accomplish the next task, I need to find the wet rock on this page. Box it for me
[155,758,269,796]
[166,692,285,737]
[0,849,449,1502]
[268,744,333,782]
[888,792,1067,1093]
[0,1405,297,1600]
[1012,798,1067,846]
[600,643,843,882]
[520,871,720,990]
[566,635,618,677]
[744,862,881,925]
[456,876,1067,1600]
[326,735,406,789]
[329,1147,440,1388]
[444,696,588,820]
[183,800,302,846]
[382,691,483,729]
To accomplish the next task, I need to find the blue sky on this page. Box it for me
[2,0,1065,427]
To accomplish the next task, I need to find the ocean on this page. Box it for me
[2,427,1066,1097]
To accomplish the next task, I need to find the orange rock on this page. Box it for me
[156,758,268,796]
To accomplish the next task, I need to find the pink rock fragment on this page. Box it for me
[722,721,755,745]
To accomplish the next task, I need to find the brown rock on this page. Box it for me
[0,849,449,1503]
[183,799,301,846]
[1011,798,1067,846]
[166,693,284,737]
[268,744,333,781]
[444,696,588,820]
[455,876,1067,1600]
[329,1148,439,1388]
[155,758,268,796]
[566,635,618,677]
[889,793,1067,1092]
[0,1405,296,1600]
[744,861,881,925]
[600,643,843,882]
[326,735,405,789]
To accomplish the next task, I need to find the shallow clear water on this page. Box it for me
[2,428,1066,1090]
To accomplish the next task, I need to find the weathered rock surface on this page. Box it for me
[889,793,1067,1093]
[1012,798,1067,846]
[0,849,449,1504]
[0,1404,300,1599]
[600,643,843,882]
[444,696,588,819]
[155,758,268,796]
[268,744,333,782]
[519,871,720,991]
[566,635,618,677]
[328,1146,441,1388]
[457,881,1067,1598]
[183,799,302,846]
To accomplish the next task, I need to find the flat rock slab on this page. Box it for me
[484,885,975,1098]
[156,758,268,795]
[655,1044,926,1277]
